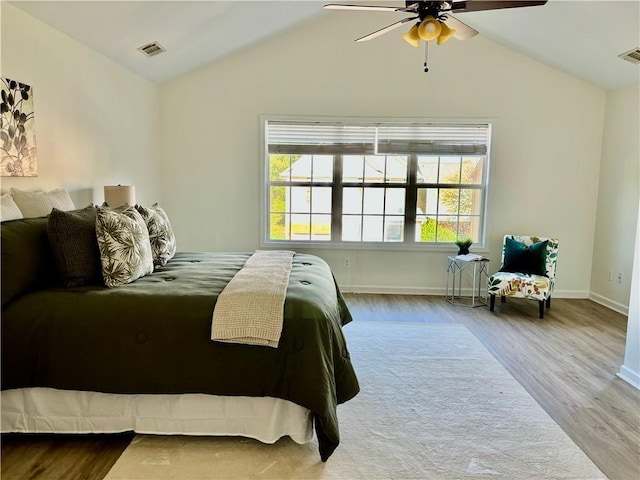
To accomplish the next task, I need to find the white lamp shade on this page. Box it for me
[104,185,136,207]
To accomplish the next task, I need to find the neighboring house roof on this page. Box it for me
[281,154,410,183]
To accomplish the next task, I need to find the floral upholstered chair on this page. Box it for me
[487,235,559,319]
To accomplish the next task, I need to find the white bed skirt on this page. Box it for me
[1,388,313,444]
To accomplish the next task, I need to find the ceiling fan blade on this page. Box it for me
[324,4,408,13]
[450,1,547,13]
[355,16,418,42]
[443,15,478,40]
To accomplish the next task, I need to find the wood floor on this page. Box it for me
[2,295,639,480]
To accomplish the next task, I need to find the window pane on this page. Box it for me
[290,155,311,183]
[458,188,482,215]
[416,217,437,242]
[311,214,331,241]
[416,188,438,216]
[385,188,405,215]
[270,213,288,240]
[343,187,362,214]
[291,214,310,240]
[270,186,287,213]
[342,215,361,241]
[438,187,460,215]
[458,216,472,237]
[436,216,458,242]
[468,216,481,242]
[363,188,384,214]
[311,155,334,182]
[461,157,484,185]
[269,154,292,182]
[363,156,385,183]
[385,156,408,183]
[362,216,383,242]
[311,187,332,214]
[384,216,404,242]
[458,215,481,242]
[417,156,439,183]
[438,157,461,184]
[343,156,364,182]
[290,186,310,213]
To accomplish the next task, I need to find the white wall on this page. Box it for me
[619,200,640,389]
[0,3,160,207]
[591,82,640,389]
[590,83,640,314]
[159,11,605,295]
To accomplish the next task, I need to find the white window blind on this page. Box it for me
[267,121,490,155]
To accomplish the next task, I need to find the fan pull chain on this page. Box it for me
[423,41,429,73]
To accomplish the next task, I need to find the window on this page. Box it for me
[262,118,491,249]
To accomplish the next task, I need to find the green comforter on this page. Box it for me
[1,252,360,460]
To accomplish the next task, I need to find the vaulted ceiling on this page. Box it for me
[8,0,640,90]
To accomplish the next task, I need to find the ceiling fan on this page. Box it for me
[324,1,547,72]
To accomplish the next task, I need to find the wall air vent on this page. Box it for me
[137,41,166,58]
[618,47,640,65]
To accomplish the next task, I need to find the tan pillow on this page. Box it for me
[10,188,75,218]
[1,193,23,222]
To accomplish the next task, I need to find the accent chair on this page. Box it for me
[487,235,559,319]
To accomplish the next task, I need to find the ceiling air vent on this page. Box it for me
[618,47,640,65]
[137,41,166,58]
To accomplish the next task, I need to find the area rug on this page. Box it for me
[105,322,605,479]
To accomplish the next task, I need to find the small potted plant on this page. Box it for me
[455,237,473,255]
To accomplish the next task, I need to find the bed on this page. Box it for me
[0,215,359,461]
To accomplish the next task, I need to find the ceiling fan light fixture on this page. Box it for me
[417,15,441,42]
[403,23,421,48]
[436,22,456,45]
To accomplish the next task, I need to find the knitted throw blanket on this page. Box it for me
[211,250,294,348]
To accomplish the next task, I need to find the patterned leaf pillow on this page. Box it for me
[135,203,176,268]
[96,206,153,287]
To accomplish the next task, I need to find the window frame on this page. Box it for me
[260,115,493,251]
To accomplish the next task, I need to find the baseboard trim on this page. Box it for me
[617,366,640,390]
[341,285,445,296]
[341,285,589,299]
[552,290,590,299]
[588,292,629,316]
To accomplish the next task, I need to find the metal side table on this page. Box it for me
[445,255,490,307]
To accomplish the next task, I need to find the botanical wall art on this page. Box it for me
[1,78,38,176]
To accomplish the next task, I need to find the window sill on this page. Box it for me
[261,240,489,253]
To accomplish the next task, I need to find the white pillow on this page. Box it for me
[0,193,23,222]
[10,188,75,218]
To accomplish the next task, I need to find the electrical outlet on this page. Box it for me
[616,272,623,285]
[608,269,614,282]
[343,258,351,268]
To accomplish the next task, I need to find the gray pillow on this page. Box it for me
[96,206,153,287]
[135,203,176,268]
[47,205,102,287]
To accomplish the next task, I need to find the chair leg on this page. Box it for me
[546,296,551,308]
[490,294,496,312]
[500,295,506,303]
[538,300,545,319]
